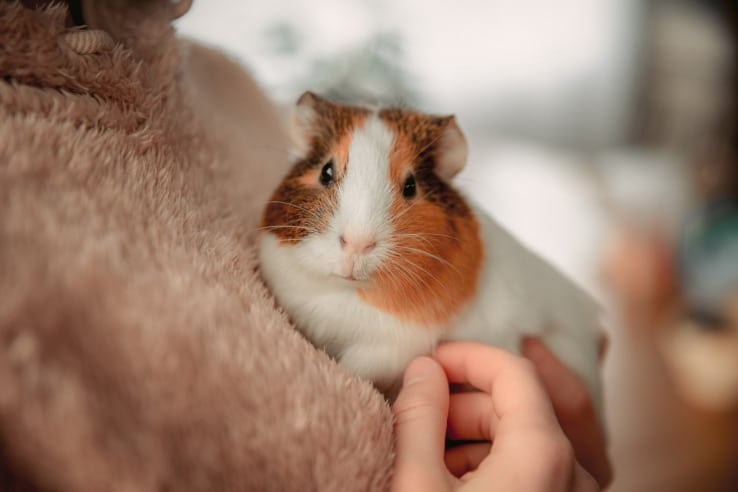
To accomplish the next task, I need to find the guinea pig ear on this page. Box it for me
[435,116,468,181]
[289,91,329,156]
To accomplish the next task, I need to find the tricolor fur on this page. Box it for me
[262,92,482,328]
[259,92,602,407]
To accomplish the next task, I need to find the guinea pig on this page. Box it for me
[258,91,603,410]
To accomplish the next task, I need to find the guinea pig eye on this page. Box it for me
[402,174,416,199]
[320,160,335,187]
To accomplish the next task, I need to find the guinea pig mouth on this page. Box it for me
[331,264,374,283]
[333,272,368,283]
[335,255,375,282]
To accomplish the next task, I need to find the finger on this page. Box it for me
[522,338,613,488]
[446,391,497,441]
[435,343,584,489]
[391,356,452,491]
[572,463,601,492]
[521,338,595,418]
[598,333,609,363]
[482,420,580,490]
[434,342,557,429]
[444,442,491,478]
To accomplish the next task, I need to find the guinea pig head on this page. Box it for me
[261,92,483,326]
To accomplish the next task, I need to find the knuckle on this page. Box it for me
[392,393,437,425]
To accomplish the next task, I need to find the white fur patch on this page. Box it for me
[446,205,603,416]
[291,114,398,282]
[258,233,442,391]
[333,115,395,247]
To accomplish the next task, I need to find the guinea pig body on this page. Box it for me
[448,209,602,410]
[258,92,602,407]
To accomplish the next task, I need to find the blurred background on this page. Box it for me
[177,1,737,490]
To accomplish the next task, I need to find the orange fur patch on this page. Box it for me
[359,201,483,327]
[333,131,352,177]
[358,111,484,327]
[387,131,415,184]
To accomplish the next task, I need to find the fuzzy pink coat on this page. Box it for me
[0,2,394,490]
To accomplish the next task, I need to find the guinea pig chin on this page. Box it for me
[335,251,376,281]
[292,235,382,282]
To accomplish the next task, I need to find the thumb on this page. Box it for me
[391,357,450,491]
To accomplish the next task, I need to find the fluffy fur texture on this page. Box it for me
[260,95,483,393]
[0,3,394,491]
[259,94,602,409]
[451,210,604,414]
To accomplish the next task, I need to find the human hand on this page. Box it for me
[521,337,612,487]
[391,342,599,492]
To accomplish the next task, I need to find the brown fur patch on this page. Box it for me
[380,109,452,166]
[387,130,415,185]
[261,97,368,243]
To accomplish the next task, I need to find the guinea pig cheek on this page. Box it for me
[290,229,380,281]
[358,195,483,326]
[267,195,344,278]
[287,229,344,278]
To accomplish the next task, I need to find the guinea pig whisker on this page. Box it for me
[451,176,475,185]
[392,190,429,221]
[390,233,458,254]
[402,256,444,288]
[255,225,318,234]
[394,245,462,278]
[384,247,445,293]
[253,145,303,160]
[384,263,425,300]
[390,233,462,257]
[385,266,419,295]
[405,131,445,167]
[398,232,460,242]
[395,255,444,290]
[256,224,316,231]
[387,253,424,286]
[387,251,422,282]
[390,233,436,250]
[265,200,324,222]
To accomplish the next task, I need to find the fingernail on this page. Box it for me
[403,356,435,387]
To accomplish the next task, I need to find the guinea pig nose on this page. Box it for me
[340,235,377,255]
